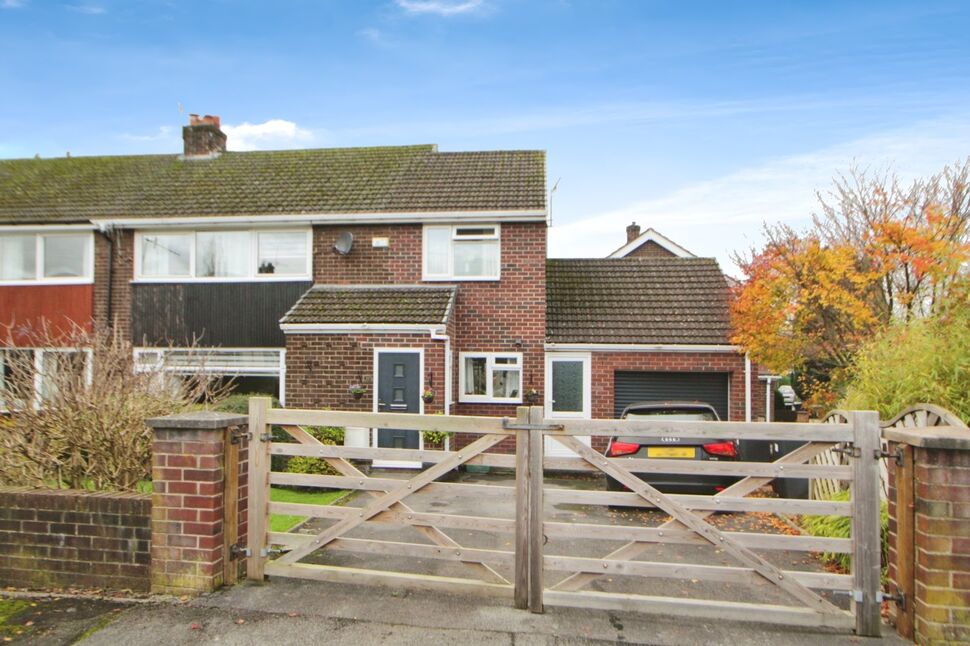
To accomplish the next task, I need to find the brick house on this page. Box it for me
[0,114,761,457]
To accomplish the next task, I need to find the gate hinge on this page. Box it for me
[875,446,904,466]
[259,432,273,442]
[881,588,906,610]
[832,444,861,459]
[229,543,250,560]
[259,546,288,557]
[230,428,251,445]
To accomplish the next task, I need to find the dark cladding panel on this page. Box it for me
[131,282,311,347]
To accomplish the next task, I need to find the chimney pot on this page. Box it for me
[626,222,641,244]
[183,113,226,158]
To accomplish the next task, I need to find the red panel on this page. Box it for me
[0,284,94,346]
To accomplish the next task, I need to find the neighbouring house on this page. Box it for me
[0,114,763,457]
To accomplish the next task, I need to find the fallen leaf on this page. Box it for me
[236,619,246,625]
[190,622,202,630]
[287,612,300,618]
[24,620,34,626]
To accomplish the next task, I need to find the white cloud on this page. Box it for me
[549,114,970,276]
[394,0,485,17]
[358,27,387,46]
[222,119,314,151]
[1,0,26,8]
[121,126,174,142]
[67,3,106,14]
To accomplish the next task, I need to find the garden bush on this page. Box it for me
[800,489,889,577]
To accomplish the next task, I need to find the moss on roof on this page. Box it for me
[0,145,546,223]
[282,285,457,326]
[547,257,733,345]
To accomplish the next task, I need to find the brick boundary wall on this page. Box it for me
[0,487,151,592]
[885,426,970,645]
[148,411,249,595]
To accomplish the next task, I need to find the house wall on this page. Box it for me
[285,332,447,415]
[0,285,94,346]
[625,240,678,258]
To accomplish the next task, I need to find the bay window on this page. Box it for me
[136,229,310,280]
[459,352,522,403]
[0,233,93,284]
[423,225,500,280]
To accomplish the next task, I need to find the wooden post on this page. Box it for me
[513,406,530,610]
[222,424,241,586]
[850,410,882,637]
[528,406,545,613]
[893,443,915,640]
[247,397,271,582]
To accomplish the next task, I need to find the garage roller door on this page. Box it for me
[614,371,730,420]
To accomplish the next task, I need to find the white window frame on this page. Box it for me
[0,347,93,411]
[458,351,522,404]
[422,224,501,281]
[0,232,94,286]
[133,228,312,282]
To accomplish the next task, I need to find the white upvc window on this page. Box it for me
[0,233,93,285]
[458,352,522,403]
[0,347,92,410]
[423,224,500,281]
[135,229,311,281]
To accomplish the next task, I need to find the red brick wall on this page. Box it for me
[107,229,134,341]
[0,487,151,592]
[151,423,249,594]
[285,333,447,415]
[625,240,677,258]
[314,225,423,284]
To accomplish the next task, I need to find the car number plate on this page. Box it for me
[647,447,696,459]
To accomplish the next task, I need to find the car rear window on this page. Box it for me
[626,410,716,421]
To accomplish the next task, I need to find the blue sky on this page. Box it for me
[2,0,969,271]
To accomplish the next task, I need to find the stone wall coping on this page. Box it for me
[146,410,248,430]
[883,424,970,451]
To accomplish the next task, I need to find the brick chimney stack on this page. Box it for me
[182,114,227,158]
[626,222,641,243]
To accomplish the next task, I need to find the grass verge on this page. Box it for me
[269,487,349,532]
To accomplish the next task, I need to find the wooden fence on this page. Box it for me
[247,398,884,637]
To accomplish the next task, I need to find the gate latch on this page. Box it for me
[229,543,251,560]
[832,444,861,459]
[230,428,251,445]
[881,588,906,610]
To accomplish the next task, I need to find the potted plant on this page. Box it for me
[421,429,452,450]
[422,387,436,404]
[348,383,366,400]
[525,388,540,404]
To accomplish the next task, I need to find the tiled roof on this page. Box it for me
[0,145,545,223]
[546,258,732,345]
[281,285,457,326]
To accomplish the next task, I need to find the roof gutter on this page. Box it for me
[544,343,741,353]
[90,209,547,229]
[280,323,448,335]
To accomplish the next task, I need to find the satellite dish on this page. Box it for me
[334,232,354,255]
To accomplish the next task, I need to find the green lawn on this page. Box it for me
[269,487,349,532]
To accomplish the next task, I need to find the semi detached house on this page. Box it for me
[0,115,764,456]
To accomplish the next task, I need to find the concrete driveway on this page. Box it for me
[81,469,908,645]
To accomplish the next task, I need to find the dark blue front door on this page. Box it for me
[376,352,420,449]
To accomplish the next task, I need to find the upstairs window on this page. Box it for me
[423,225,500,280]
[0,233,93,284]
[136,229,310,281]
[459,352,521,403]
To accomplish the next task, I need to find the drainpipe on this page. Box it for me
[744,353,752,422]
[429,328,451,415]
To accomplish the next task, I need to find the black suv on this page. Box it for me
[605,401,739,495]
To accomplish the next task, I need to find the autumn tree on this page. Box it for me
[732,159,970,407]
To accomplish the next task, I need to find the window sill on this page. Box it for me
[458,397,523,405]
[0,279,94,286]
[131,276,312,284]
[422,276,501,282]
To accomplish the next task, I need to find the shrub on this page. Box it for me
[800,489,889,576]
[843,278,970,423]
[0,324,231,491]
[280,424,344,479]
[213,392,280,415]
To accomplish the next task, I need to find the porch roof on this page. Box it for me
[281,285,457,327]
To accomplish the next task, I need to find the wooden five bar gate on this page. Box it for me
[246,398,884,636]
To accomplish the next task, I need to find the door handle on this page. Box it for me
[378,401,387,409]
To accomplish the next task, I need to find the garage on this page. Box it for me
[614,371,730,420]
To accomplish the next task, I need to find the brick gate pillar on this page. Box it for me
[147,411,249,595]
[885,424,970,645]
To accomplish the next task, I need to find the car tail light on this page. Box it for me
[608,441,640,457]
[702,441,737,458]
